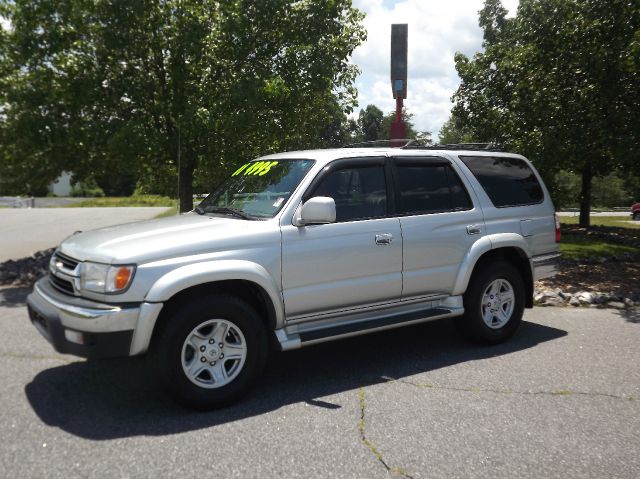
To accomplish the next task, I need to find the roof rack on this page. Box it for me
[342,139,504,152]
[403,142,504,152]
[342,139,418,148]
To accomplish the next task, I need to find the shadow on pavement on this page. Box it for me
[615,308,640,324]
[0,286,31,308]
[25,318,566,440]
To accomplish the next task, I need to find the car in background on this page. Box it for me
[632,202,640,220]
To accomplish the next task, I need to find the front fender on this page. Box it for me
[145,260,284,323]
[130,260,284,356]
[452,233,531,296]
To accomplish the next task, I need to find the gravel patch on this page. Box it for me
[0,249,54,287]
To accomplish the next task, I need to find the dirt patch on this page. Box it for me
[537,223,639,299]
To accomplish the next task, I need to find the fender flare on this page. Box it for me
[145,260,284,323]
[452,233,531,296]
[130,260,284,356]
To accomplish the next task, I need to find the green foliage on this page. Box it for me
[548,170,581,209]
[0,0,366,210]
[358,105,384,141]
[623,174,640,202]
[70,178,105,198]
[438,112,476,144]
[95,171,137,197]
[352,104,431,144]
[380,109,431,143]
[452,0,640,226]
[543,170,633,210]
[591,174,633,208]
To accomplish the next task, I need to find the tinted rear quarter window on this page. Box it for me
[459,156,543,207]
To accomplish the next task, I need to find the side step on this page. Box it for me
[276,306,461,351]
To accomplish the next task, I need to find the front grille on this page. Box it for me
[49,274,75,295]
[54,252,80,272]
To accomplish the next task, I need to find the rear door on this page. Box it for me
[392,156,485,298]
[458,155,555,257]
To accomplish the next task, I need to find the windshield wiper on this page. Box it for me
[205,206,255,220]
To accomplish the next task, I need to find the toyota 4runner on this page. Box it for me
[27,146,561,409]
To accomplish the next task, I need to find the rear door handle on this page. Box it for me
[466,224,482,235]
[375,234,393,245]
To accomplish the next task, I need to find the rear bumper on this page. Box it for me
[26,278,139,359]
[532,253,561,281]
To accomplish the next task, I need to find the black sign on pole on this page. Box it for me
[390,24,408,100]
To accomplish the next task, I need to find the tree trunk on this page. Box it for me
[178,158,194,213]
[578,163,592,227]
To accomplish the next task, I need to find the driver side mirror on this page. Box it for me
[295,196,336,226]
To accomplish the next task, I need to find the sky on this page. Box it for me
[350,0,519,138]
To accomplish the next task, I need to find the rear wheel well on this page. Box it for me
[470,247,533,308]
[150,280,278,349]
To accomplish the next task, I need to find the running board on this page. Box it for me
[275,306,462,351]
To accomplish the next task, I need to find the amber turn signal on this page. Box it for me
[114,267,132,290]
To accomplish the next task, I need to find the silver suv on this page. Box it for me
[27,146,561,409]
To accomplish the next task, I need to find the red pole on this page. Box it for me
[390,96,406,146]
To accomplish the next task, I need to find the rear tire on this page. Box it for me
[459,261,525,344]
[633,212,640,221]
[149,295,268,410]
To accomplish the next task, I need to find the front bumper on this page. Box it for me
[26,277,139,359]
[532,252,562,281]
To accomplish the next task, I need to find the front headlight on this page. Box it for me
[80,262,136,293]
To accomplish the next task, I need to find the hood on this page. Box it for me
[58,212,275,264]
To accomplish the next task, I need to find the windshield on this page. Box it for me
[197,159,315,219]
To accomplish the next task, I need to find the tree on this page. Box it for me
[0,0,366,211]
[452,0,640,226]
[380,108,431,143]
[438,112,476,145]
[357,104,384,142]
[352,104,431,144]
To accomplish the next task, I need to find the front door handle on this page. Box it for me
[466,224,482,235]
[375,234,393,245]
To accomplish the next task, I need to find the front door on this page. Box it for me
[281,159,402,320]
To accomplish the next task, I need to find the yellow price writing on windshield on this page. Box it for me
[232,161,279,177]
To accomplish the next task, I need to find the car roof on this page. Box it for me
[257,148,526,167]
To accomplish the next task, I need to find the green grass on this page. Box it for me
[560,234,638,260]
[154,206,179,218]
[560,215,640,229]
[66,195,177,208]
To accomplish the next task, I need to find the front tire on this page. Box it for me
[149,295,268,410]
[633,212,640,221]
[460,261,525,344]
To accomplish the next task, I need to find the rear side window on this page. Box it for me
[460,156,544,207]
[395,163,472,215]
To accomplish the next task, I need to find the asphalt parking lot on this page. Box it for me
[0,207,170,261]
[0,287,638,479]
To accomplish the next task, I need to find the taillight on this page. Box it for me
[554,213,561,243]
